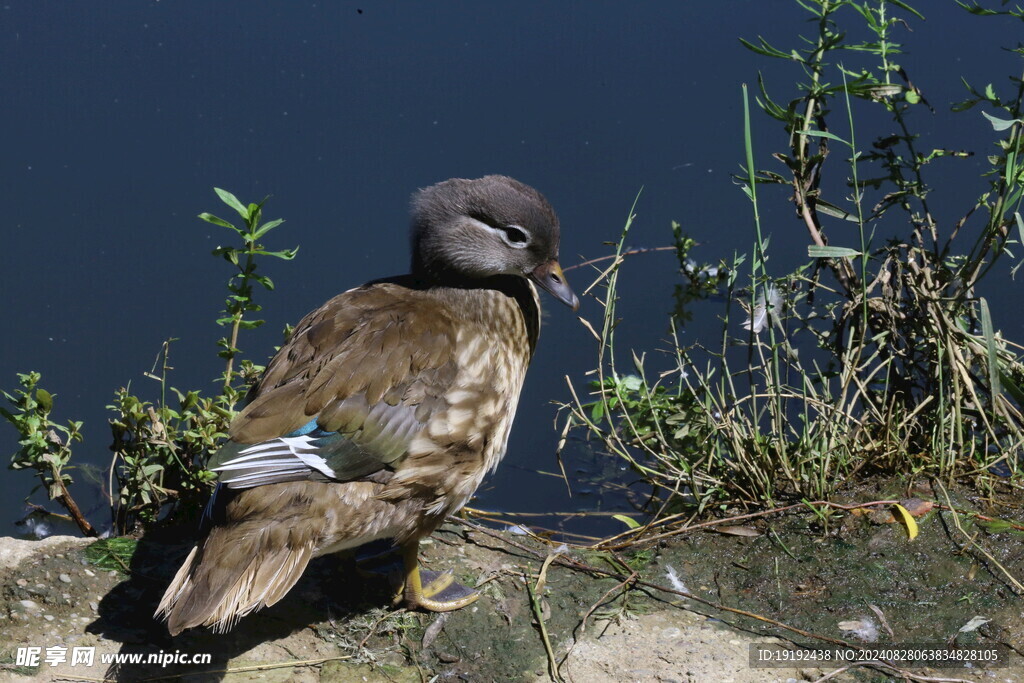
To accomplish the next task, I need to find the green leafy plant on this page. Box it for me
[1,372,95,536]
[3,188,298,536]
[106,341,228,532]
[563,0,1024,517]
[203,188,298,407]
[106,189,298,533]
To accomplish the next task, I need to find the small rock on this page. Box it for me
[89,601,99,612]
[44,614,55,622]
[83,568,95,577]
[59,573,72,583]
[16,578,27,587]
[19,599,41,612]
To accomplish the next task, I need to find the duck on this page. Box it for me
[155,175,578,635]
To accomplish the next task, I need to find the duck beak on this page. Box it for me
[530,260,579,311]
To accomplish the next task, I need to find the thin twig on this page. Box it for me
[935,482,1024,594]
[526,573,562,683]
[563,245,676,272]
[579,569,637,634]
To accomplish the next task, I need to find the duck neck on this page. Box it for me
[406,268,541,357]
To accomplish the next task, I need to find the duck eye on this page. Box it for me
[501,225,529,245]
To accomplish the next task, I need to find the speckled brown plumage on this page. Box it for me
[156,175,576,635]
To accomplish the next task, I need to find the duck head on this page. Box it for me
[410,175,579,310]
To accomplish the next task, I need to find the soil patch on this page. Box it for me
[1,494,1022,682]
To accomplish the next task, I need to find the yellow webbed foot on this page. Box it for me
[420,568,456,597]
[400,542,478,612]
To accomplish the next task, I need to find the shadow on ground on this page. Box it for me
[87,524,394,681]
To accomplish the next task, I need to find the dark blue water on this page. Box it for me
[2,2,1022,537]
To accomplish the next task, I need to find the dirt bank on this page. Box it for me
[1,507,1022,682]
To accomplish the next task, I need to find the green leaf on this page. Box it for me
[815,200,860,222]
[951,98,981,113]
[35,388,53,413]
[904,90,921,104]
[612,514,641,529]
[754,73,789,123]
[214,188,249,220]
[860,84,903,99]
[887,0,925,20]
[216,248,240,266]
[980,298,1001,403]
[254,248,299,260]
[252,218,285,240]
[799,129,850,145]
[976,518,1024,536]
[619,375,643,393]
[999,369,1024,406]
[253,274,275,290]
[738,36,795,61]
[198,213,237,230]
[981,110,1019,132]
[808,245,861,258]
[848,3,877,28]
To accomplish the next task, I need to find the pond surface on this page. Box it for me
[2,2,1023,537]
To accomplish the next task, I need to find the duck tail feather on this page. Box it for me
[155,528,314,636]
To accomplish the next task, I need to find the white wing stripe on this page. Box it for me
[214,449,294,467]
[214,434,336,481]
[294,451,335,478]
[237,434,317,456]
[214,458,307,472]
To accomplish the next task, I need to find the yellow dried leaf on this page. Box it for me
[893,503,919,540]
